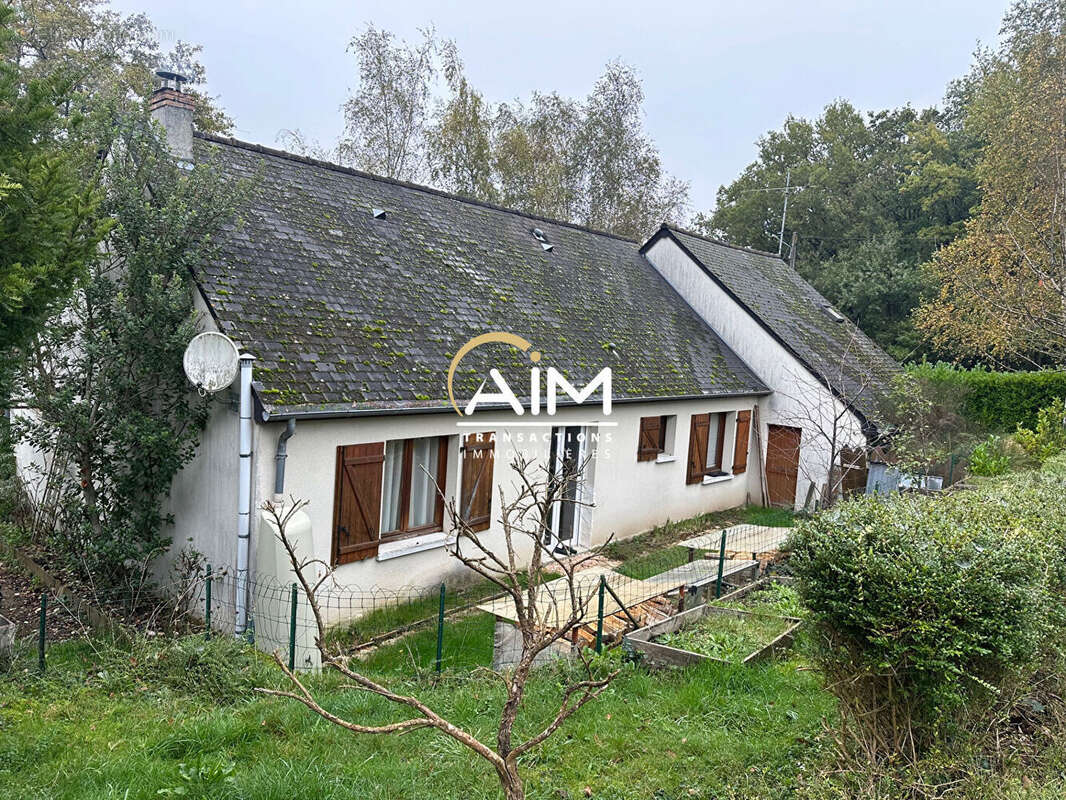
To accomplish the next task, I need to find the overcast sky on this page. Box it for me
[110,0,1007,214]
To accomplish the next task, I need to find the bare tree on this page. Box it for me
[772,330,883,508]
[257,453,619,800]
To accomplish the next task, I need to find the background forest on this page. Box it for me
[277,1,1065,368]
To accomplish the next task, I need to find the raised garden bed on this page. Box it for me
[713,576,802,616]
[623,581,802,667]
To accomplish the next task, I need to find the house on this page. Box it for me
[140,84,897,603]
[640,227,900,506]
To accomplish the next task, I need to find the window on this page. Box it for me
[332,436,453,565]
[686,412,728,484]
[381,435,449,539]
[637,415,675,461]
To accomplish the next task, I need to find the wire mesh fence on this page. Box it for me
[4,522,792,676]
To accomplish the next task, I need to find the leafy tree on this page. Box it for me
[16,104,243,593]
[492,91,584,222]
[917,0,1066,365]
[700,101,978,359]
[573,62,689,236]
[0,3,103,372]
[294,25,686,238]
[10,0,230,133]
[425,43,497,201]
[338,24,440,181]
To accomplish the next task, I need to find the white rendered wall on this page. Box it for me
[643,237,867,509]
[163,288,267,603]
[250,393,762,603]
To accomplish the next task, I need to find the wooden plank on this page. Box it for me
[475,567,664,626]
[643,558,757,589]
[677,525,791,557]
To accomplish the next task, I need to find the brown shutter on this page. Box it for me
[686,413,710,484]
[460,432,495,532]
[732,410,752,474]
[637,416,662,461]
[332,443,384,564]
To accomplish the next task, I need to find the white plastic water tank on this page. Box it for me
[255,506,321,671]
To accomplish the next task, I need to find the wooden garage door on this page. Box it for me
[766,425,802,507]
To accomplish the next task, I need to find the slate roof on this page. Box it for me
[645,226,900,423]
[191,134,768,418]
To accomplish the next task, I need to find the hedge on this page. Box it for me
[788,456,1066,759]
[906,362,1066,431]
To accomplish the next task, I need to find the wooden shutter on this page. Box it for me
[686,413,710,484]
[460,433,495,532]
[332,443,384,564]
[711,414,727,470]
[637,416,662,461]
[732,410,752,474]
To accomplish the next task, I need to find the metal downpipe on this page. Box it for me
[235,353,255,636]
[273,417,296,499]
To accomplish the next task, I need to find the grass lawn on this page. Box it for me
[324,573,561,650]
[610,506,797,581]
[1,623,833,800]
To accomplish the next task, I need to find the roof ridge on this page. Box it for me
[194,131,641,245]
[661,223,788,262]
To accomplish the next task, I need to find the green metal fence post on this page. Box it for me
[435,583,446,674]
[288,583,298,671]
[37,592,46,673]
[595,576,606,654]
[204,564,212,640]
[715,530,728,598]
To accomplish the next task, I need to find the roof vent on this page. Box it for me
[531,227,553,252]
[372,208,387,220]
[823,305,846,323]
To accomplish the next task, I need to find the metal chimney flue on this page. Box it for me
[155,69,189,91]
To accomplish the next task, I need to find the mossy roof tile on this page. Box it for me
[657,227,900,420]
[192,134,767,416]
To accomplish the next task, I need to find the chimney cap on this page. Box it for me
[155,69,189,89]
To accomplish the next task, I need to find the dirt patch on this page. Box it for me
[0,560,87,643]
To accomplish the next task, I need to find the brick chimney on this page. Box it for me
[149,70,195,162]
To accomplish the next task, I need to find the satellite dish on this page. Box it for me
[183,332,240,393]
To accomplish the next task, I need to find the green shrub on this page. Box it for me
[1015,397,1066,465]
[906,362,1066,432]
[969,434,1012,475]
[788,472,1066,762]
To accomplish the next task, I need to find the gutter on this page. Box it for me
[256,387,772,423]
